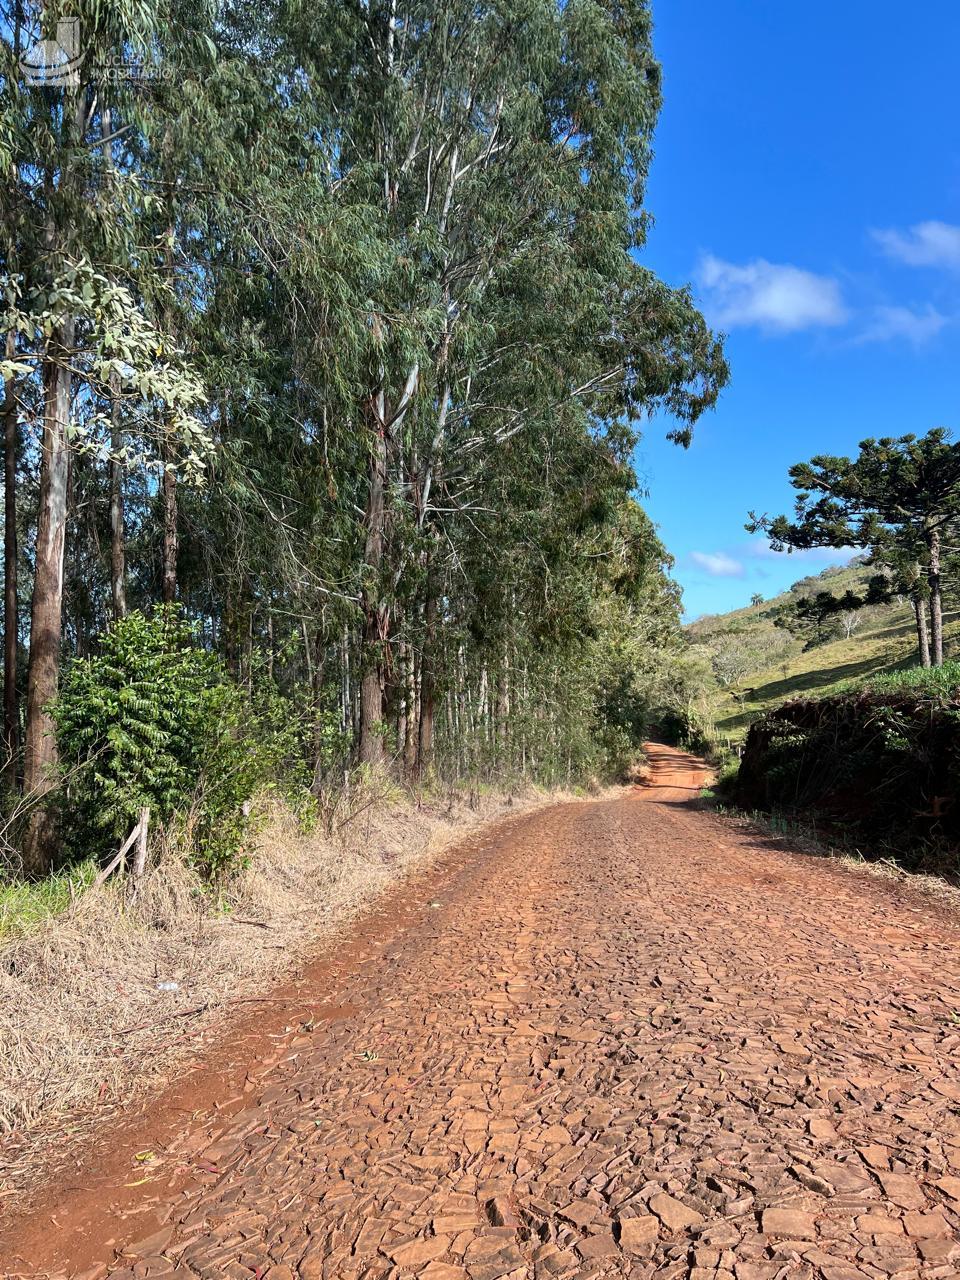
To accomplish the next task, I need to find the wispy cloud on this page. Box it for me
[696,253,848,333]
[854,303,949,347]
[871,220,960,270]
[745,544,859,566]
[689,550,745,578]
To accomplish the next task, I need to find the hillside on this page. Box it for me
[686,561,960,740]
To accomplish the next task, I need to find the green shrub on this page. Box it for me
[55,607,297,876]
[656,707,716,756]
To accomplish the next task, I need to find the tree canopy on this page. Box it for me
[1,0,728,873]
[748,429,960,668]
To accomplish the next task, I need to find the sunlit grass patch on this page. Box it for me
[859,659,960,699]
[713,609,960,739]
[0,861,97,941]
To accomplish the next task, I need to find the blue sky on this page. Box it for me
[635,0,960,620]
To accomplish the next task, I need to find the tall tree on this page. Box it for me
[2,0,211,869]
[749,429,960,667]
[866,545,932,669]
[1,333,19,778]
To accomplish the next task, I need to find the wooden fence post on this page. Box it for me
[126,806,150,904]
[93,819,141,889]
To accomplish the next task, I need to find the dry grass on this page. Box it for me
[0,776,555,1150]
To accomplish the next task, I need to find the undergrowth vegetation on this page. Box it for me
[856,660,960,698]
[0,862,96,943]
[729,675,960,873]
[0,608,314,939]
[690,572,960,873]
[54,609,311,877]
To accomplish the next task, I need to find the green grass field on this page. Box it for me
[689,564,960,742]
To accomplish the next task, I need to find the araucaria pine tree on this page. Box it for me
[748,429,960,668]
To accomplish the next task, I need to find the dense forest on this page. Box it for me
[0,0,728,877]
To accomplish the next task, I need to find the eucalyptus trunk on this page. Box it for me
[358,424,388,765]
[161,457,178,604]
[3,331,19,780]
[340,626,351,737]
[495,659,509,761]
[161,182,178,606]
[417,582,438,775]
[22,319,74,874]
[109,369,127,620]
[403,642,419,774]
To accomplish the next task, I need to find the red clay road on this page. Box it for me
[5,744,960,1280]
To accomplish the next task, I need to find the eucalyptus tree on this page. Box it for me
[0,0,728,871]
[290,0,727,765]
[179,0,729,775]
[1,0,212,871]
[159,3,396,708]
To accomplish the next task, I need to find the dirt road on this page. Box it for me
[6,744,960,1280]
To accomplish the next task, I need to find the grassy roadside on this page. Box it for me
[703,659,960,881]
[0,862,98,942]
[704,800,960,906]
[0,776,563,1158]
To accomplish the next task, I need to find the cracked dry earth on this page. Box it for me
[7,745,960,1280]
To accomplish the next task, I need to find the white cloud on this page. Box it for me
[696,253,848,333]
[745,544,859,566]
[689,550,745,578]
[871,220,960,270]
[854,303,949,347]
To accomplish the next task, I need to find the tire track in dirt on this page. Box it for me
[5,744,960,1280]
